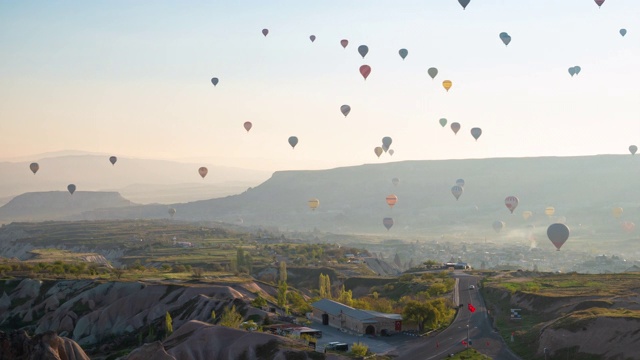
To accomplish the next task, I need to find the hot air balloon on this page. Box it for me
[568,67,576,77]
[451,122,461,135]
[547,223,569,250]
[309,35,316,42]
[382,144,390,153]
[168,208,176,218]
[522,211,533,220]
[442,80,452,92]
[456,179,465,187]
[244,121,252,132]
[340,105,351,117]
[459,0,470,10]
[622,221,635,233]
[505,196,519,213]
[288,136,298,149]
[67,184,76,195]
[428,67,438,79]
[493,221,505,233]
[198,167,208,179]
[211,77,219,86]
[109,156,117,165]
[383,217,394,231]
[389,149,395,156]
[439,118,447,127]
[262,28,269,36]
[308,198,320,211]
[545,207,555,217]
[451,185,464,200]
[499,32,511,46]
[620,29,627,37]
[470,127,482,141]
[382,137,392,151]
[374,147,383,158]
[358,45,369,58]
[629,145,637,155]
[612,207,623,218]
[386,194,398,208]
[574,66,581,75]
[360,65,371,80]
[340,39,349,48]
[29,163,39,174]
[392,178,400,186]
[594,0,604,8]
[398,48,408,60]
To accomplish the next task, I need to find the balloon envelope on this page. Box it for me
[382,137,392,149]
[451,185,464,200]
[288,136,298,149]
[388,149,394,156]
[594,0,604,7]
[309,35,316,42]
[340,39,348,48]
[198,167,208,179]
[451,122,461,134]
[398,48,408,60]
[244,121,252,132]
[211,77,219,86]
[109,156,117,165]
[547,223,570,250]
[620,29,627,37]
[622,221,635,233]
[505,196,519,213]
[29,162,39,174]
[522,211,533,220]
[308,198,320,210]
[500,34,511,46]
[392,178,400,186]
[340,105,351,117]
[168,208,176,217]
[568,67,576,77]
[574,66,581,75]
[359,65,371,80]
[612,207,623,218]
[439,118,447,127]
[386,194,398,208]
[358,45,369,58]
[493,220,505,233]
[442,80,452,92]
[545,207,555,216]
[262,28,269,36]
[67,184,76,195]
[629,145,637,155]
[383,217,394,230]
[470,127,482,141]
[374,146,383,158]
[456,179,465,187]
[428,67,438,79]
[459,0,470,9]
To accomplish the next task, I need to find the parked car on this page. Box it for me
[469,285,475,290]
[326,342,348,351]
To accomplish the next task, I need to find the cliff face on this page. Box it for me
[0,330,90,360]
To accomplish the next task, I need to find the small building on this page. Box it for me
[311,299,402,335]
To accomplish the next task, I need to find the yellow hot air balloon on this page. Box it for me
[308,198,320,211]
[442,80,452,92]
[544,207,555,217]
[522,211,533,220]
[612,207,623,218]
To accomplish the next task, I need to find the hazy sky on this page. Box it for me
[1,0,639,171]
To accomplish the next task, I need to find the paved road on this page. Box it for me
[396,272,522,360]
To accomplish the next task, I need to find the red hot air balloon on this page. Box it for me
[594,0,604,7]
[386,194,398,208]
[198,167,208,179]
[262,28,269,36]
[505,196,519,213]
[622,221,635,233]
[383,217,394,230]
[243,121,252,132]
[340,39,349,48]
[359,65,371,80]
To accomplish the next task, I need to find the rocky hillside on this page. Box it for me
[0,330,90,360]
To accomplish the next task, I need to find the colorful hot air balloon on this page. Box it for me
[309,35,316,42]
[211,77,219,86]
[340,39,349,48]
[389,149,395,156]
[621,221,635,233]
[629,145,637,155]
[493,220,505,233]
[308,198,320,211]
[67,184,76,195]
[288,136,298,149]
[198,167,208,179]
[594,0,604,8]
[340,105,351,117]
[451,122,461,135]
[442,80,452,92]
[522,211,533,220]
[244,121,252,132]
[109,156,117,165]
[398,48,408,60]
[386,194,398,208]
[428,67,438,79]
[439,118,447,127]
[505,196,519,213]
[262,28,269,36]
[456,179,465,187]
[620,29,627,37]
[383,217,394,231]
[451,185,464,200]
[545,207,555,217]
[382,137,393,151]
[29,162,39,174]
[459,0,470,10]
[358,45,369,58]
[392,177,400,186]
[374,146,383,158]
[168,208,176,218]
[360,65,371,80]
[499,32,511,46]
[470,127,482,141]
[612,207,623,218]
[547,223,569,251]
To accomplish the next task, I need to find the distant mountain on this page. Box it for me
[0,191,134,222]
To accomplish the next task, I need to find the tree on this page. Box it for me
[219,305,243,328]
[210,310,216,323]
[192,267,204,279]
[318,273,332,299]
[251,294,267,308]
[337,285,353,307]
[237,248,246,268]
[165,312,173,337]
[279,261,287,283]
[277,281,288,309]
[351,342,368,356]
[403,300,437,332]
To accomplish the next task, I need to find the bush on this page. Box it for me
[351,342,368,356]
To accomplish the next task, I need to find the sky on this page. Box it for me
[1,0,639,172]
